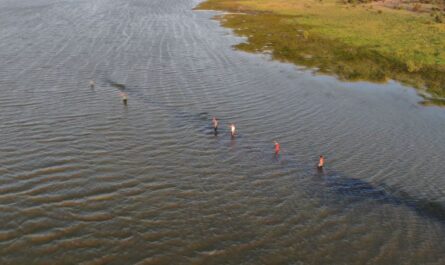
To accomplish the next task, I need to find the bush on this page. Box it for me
[412,3,422,12]
[406,60,421,72]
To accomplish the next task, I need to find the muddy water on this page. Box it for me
[0,0,444,264]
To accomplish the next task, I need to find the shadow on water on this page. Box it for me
[315,170,445,224]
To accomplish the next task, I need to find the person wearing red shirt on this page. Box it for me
[274,141,280,155]
[318,155,325,169]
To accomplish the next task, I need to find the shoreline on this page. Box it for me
[195,0,445,106]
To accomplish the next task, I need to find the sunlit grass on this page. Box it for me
[196,0,445,105]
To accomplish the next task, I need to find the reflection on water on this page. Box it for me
[0,0,445,264]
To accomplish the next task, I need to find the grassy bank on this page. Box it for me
[196,0,445,105]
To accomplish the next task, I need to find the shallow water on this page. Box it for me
[0,0,445,264]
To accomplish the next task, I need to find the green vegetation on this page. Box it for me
[196,0,445,105]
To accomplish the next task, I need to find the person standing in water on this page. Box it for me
[318,155,324,169]
[120,92,128,105]
[212,117,218,135]
[274,141,280,156]
[230,123,236,138]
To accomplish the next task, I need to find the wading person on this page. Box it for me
[230,123,236,138]
[120,92,128,105]
[212,117,218,135]
[318,155,324,169]
[274,141,280,156]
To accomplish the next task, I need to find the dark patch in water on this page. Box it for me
[105,79,126,91]
[198,112,210,120]
[320,173,445,223]
[104,79,218,132]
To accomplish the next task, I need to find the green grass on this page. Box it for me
[196,0,445,105]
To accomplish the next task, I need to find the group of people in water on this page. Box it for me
[212,116,325,169]
[92,80,325,170]
[212,116,237,138]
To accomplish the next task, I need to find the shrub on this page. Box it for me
[406,60,421,72]
[412,3,422,12]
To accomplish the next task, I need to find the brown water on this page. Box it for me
[1,0,445,264]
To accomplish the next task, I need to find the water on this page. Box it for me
[1,0,445,264]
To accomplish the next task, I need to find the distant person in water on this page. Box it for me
[318,155,324,169]
[89,80,95,88]
[120,92,128,105]
[212,117,218,135]
[274,141,280,155]
[230,123,236,138]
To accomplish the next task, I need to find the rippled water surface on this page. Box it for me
[1,0,445,264]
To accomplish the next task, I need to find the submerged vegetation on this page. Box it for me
[196,0,445,105]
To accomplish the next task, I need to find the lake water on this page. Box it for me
[0,0,445,264]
